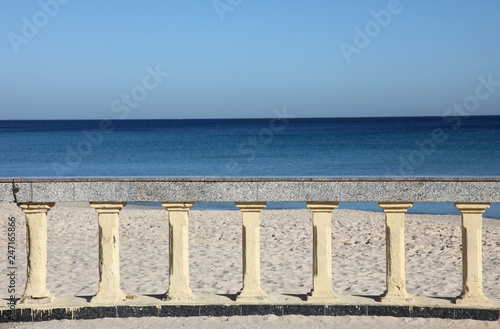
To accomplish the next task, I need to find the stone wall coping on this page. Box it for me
[2,177,500,183]
[1,177,500,203]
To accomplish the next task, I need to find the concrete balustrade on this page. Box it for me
[454,202,491,305]
[235,202,267,301]
[1,178,499,314]
[161,202,196,301]
[18,202,55,304]
[378,202,413,303]
[90,202,127,304]
[306,202,339,302]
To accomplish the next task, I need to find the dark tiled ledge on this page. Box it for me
[2,303,499,323]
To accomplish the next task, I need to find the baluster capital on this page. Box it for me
[19,202,55,214]
[161,202,195,212]
[306,201,339,213]
[235,202,266,212]
[90,202,126,214]
[378,202,413,213]
[454,203,490,214]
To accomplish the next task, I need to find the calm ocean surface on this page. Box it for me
[1,116,499,217]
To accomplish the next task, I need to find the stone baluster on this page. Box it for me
[18,203,55,304]
[306,202,339,302]
[378,202,413,303]
[454,203,490,305]
[235,202,267,301]
[161,202,196,301]
[89,202,127,304]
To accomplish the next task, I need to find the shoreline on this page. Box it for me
[60,201,500,220]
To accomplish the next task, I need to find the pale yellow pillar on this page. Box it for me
[18,203,55,304]
[378,202,413,303]
[235,202,267,301]
[306,202,339,302]
[454,202,490,305]
[161,202,195,301]
[89,202,127,304]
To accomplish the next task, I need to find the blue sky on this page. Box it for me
[1,0,499,119]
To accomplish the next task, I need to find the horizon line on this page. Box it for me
[1,114,499,121]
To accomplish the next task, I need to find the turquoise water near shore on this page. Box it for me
[1,116,499,217]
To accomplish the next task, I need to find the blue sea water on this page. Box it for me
[0,116,499,217]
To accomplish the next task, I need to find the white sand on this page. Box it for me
[1,202,499,328]
[4,314,500,329]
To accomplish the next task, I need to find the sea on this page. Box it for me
[1,116,499,218]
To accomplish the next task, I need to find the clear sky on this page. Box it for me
[1,1,499,120]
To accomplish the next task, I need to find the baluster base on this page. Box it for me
[91,291,127,304]
[307,289,338,302]
[455,293,490,305]
[162,289,196,302]
[236,288,267,301]
[17,294,53,305]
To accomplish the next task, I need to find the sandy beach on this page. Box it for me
[1,202,499,328]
